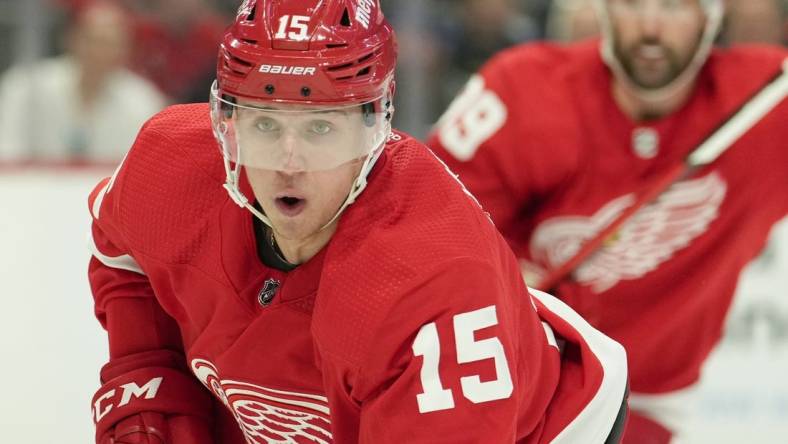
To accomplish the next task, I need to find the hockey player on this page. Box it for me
[428,0,787,442]
[87,1,628,443]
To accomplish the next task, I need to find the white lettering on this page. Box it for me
[118,377,164,407]
[258,65,317,76]
[356,0,374,29]
[413,306,513,413]
[274,15,310,40]
[236,0,254,19]
[93,389,115,423]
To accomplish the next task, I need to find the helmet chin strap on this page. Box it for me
[595,0,723,107]
[317,133,387,231]
[221,138,275,226]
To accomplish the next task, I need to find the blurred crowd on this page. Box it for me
[0,0,785,163]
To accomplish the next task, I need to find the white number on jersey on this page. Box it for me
[274,15,310,40]
[436,75,507,161]
[412,305,513,413]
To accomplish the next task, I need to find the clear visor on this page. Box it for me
[211,83,390,172]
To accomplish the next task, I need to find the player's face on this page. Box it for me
[607,0,706,89]
[245,155,364,243]
[211,89,390,247]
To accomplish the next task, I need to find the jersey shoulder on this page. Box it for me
[458,41,596,183]
[314,133,516,362]
[349,131,501,270]
[477,39,602,126]
[481,39,600,88]
[90,103,228,266]
[711,44,786,73]
[706,45,787,108]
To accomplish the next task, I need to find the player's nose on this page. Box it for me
[276,132,307,175]
[638,3,665,38]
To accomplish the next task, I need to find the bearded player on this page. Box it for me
[428,0,787,442]
[86,1,628,442]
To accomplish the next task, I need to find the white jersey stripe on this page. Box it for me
[223,380,330,402]
[224,387,331,415]
[542,322,559,349]
[91,180,110,220]
[529,287,628,444]
[87,227,145,275]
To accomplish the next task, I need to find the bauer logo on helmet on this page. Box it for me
[258,64,316,76]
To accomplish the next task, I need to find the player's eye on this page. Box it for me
[255,117,279,133]
[310,120,333,135]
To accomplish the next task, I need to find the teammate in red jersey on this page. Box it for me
[86,1,627,443]
[428,0,787,442]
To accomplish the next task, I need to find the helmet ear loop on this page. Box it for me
[213,113,237,180]
[362,102,377,127]
[383,80,395,122]
[384,98,394,122]
[211,93,249,209]
[361,92,395,127]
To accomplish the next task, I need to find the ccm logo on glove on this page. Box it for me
[92,376,163,423]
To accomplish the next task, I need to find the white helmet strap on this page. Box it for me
[318,134,387,230]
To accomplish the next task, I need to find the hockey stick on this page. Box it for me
[536,58,788,292]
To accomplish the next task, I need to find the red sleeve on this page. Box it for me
[319,258,560,443]
[87,160,184,358]
[426,44,581,251]
[87,142,216,442]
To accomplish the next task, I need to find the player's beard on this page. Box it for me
[613,31,702,90]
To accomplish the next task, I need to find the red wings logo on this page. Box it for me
[528,172,727,292]
[191,359,332,443]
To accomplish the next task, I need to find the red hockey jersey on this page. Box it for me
[428,41,788,395]
[88,104,627,443]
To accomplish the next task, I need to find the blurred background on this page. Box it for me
[0,0,786,442]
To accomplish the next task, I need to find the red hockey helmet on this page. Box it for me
[212,0,398,228]
[216,0,397,105]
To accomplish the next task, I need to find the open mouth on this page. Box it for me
[637,45,665,59]
[274,195,306,217]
